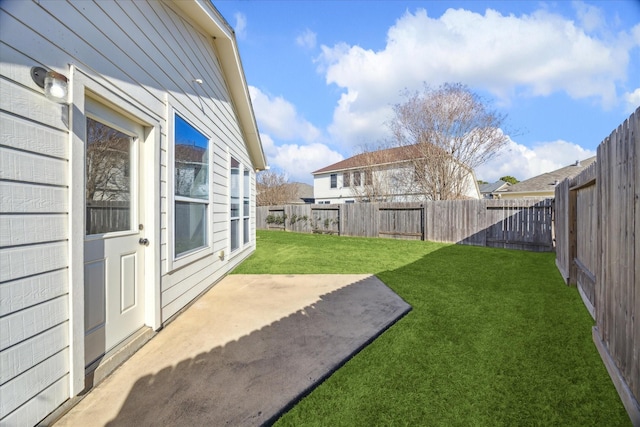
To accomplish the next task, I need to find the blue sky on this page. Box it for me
[214,1,640,184]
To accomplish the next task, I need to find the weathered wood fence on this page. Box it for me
[86,201,130,234]
[257,198,554,252]
[555,107,639,424]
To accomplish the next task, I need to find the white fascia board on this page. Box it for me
[172,0,267,171]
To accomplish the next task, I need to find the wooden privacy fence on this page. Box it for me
[257,198,554,252]
[86,200,130,234]
[555,107,639,424]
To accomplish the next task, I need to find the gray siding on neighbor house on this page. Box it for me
[0,1,257,425]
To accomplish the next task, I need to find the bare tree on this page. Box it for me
[389,83,509,200]
[256,170,298,206]
[86,117,131,202]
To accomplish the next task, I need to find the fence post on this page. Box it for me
[420,204,425,241]
[568,189,577,285]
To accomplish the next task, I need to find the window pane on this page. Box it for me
[243,168,250,218]
[175,115,208,199]
[365,170,373,186]
[175,201,206,256]
[231,218,239,251]
[243,218,249,244]
[354,171,361,186]
[330,174,337,188]
[86,117,132,235]
[343,172,350,187]
[231,158,240,219]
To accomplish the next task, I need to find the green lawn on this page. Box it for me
[232,230,630,426]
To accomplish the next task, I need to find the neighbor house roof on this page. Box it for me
[173,0,266,171]
[312,145,423,174]
[285,182,314,203]
[479,180,510,194]
[498,157,597,195]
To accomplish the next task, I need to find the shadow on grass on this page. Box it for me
[102,233,630,427]
[103,276,410,426]
[275,243,631,427]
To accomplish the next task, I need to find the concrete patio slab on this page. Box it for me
[54,274,411,426]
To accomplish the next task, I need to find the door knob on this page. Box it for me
[139,238,150,246]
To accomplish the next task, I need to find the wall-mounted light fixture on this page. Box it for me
[31,67,68,103]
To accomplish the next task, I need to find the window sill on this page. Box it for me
[170,246,212,271]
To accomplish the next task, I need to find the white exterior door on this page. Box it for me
[84,99,147,367]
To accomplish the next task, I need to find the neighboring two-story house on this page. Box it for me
[312,145,480,204]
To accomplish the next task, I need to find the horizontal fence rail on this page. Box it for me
[257,198,554,252]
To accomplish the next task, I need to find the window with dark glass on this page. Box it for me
[174,114,209,257]
[365,170,373,186]
[343,172,350,187]
[353,171,361,186]
[231,157,240,251]
[330,173,337,188]
[243,168,250,244]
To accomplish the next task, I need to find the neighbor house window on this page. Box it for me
[231,157,240,252]
[343,172,350,187]
[330,173,337,188]
[243,167,250,244]
[353,171,361,186]
[365,170,373,186]
[174,114,209,257]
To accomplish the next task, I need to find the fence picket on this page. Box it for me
[257,199,553,251]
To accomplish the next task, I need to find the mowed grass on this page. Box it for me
[232,231,630,426]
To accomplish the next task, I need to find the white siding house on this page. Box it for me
[0,1,266,425]
[313,146,480,204]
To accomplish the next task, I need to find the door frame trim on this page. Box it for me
[69,65,162,396]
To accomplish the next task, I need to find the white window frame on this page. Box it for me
[230,156,241,253]
[84,99,141,240]
[169,110,212,269]
[229,157,253,254]
[243,167,251,245]
[330,173,337,188]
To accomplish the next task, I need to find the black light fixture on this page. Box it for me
[31,66,68,103]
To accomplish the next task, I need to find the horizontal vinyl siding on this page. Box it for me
[0,35,71,422]
[1,375,69,427]
[1,0,259,423]
[161,245,254,322]
[149,0,254,323]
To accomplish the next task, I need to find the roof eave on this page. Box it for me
[172,0,267,171]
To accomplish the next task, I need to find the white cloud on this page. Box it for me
[318,6,638,147]
[327,91,393,148]
[260,134,343,183]
[249,87,342,182]
[249,86,321,143]
[296,29,317,49]
[233,12,247,39]
[475,138,596,182]
[572,1,605,33]
[624,88,640,113]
